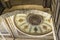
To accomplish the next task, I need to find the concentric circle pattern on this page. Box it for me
[14,10,53,37]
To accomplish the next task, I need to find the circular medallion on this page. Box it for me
[14,10,52,36]
[14,10,53,37]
